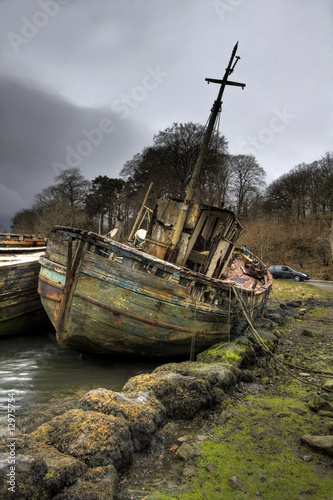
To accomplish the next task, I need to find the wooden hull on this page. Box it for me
[38,228,272,357]
[0,254,50,337]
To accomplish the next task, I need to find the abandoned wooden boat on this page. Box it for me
[0,233,46,253]
[38,42,273,357]
[38,211,272,357]
[0,252,50,337]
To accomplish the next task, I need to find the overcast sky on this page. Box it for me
[0,0,332,230]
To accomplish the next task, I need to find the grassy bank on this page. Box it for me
[268,280,332,304]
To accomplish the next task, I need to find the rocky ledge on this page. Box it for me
[0,300,332,499]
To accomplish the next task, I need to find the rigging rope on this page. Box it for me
[230,285,333,394]
[190,299,197,361]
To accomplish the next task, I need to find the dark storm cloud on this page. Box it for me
[0,75,148,225]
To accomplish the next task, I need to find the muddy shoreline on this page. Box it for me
[1,296,333,499]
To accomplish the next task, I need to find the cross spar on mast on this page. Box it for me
[166,42,246,263]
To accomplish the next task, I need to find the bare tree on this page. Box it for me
[53,168,91,226]
[228,155,266,217]
[12,168,91,234]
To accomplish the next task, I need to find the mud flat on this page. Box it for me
[1,296,333,499]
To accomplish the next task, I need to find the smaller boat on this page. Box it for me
[0,252,50,337]
[0,233,46,253]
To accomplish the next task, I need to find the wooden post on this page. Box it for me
[128,182,153,240]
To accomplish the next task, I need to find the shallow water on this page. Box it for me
[0,329,161,435]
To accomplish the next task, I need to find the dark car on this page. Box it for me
[267,265,310,282]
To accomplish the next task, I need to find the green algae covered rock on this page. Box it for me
[78,389,166,450]
[176,442,199,461]
[196,341,253,367]
[322,378,333,390]
[301,434,333,456]
[30,409,133,468]
[308,396,333,413]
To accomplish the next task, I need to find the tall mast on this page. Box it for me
[166,42,245,262]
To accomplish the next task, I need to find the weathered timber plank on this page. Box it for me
[61,295,231,357]
[74,271,229,330]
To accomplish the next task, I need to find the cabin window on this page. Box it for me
[155,268,167,278]
[93,246,104,256]
[179,276,191,286]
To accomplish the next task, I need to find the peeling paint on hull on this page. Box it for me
[39,266,233,358]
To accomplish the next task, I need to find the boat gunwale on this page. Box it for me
[47,227,272,296]
[0,254,43,267]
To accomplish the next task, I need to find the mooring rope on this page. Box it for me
[231,285,333,394]
[190,299,197,361]
[228,285,232,343]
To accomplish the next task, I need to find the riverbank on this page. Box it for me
[1,283,332,499]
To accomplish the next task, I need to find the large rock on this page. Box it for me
[52,465,117,500]
[196,342,255,367]
[78,389,166,450]
[122,371,215,419]
[280,303,303,317]
[285,300,303,308]
[0,435,87,500]
[263,307,291,323]
[154,361,240,390]
[322,379,333,390]
[308,396,333,413]
[176,442,199,461]
[30,409,133,468]
[301,435,333,456]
